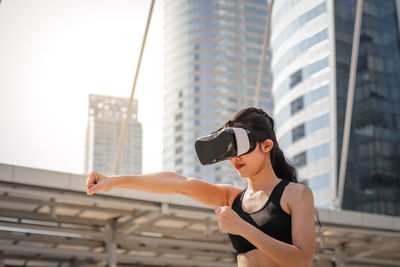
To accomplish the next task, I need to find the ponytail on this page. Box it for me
[270,143,298,183]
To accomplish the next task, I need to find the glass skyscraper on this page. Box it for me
[163,0,272,185]
[271,0,400,215]
[85,94,142,175]
[271,0,333,208]
[335,0,400,215]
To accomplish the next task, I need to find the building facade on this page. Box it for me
[271,0,400,215]
[163,0,272,185]
[84,94,142,175]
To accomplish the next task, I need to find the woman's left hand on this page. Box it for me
[214,206,247,235]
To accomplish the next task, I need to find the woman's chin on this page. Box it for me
[235,170,248,178]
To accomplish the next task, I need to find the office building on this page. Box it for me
[163,0,272,185]
[271,0,400,215]
[85,94,142,175]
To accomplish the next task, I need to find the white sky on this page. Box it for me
[0,0,164,175]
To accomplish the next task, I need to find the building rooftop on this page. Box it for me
[0,163,399,266]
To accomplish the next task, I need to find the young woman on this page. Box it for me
[86,107,317,267]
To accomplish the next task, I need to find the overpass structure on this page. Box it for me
[0,163,399,267]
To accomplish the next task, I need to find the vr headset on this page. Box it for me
[195,127,257,166]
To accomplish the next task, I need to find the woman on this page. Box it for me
[86,107,317,267]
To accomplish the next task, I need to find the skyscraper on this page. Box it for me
[163,0,272,185]
[85,94,142,175]
[271,0,400,215]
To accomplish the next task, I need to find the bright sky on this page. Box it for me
[0,0,164,175]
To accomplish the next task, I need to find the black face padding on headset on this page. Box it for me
[194,127,257,166]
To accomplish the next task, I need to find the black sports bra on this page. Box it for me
[228,179,292,254]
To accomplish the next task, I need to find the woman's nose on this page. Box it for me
[230,155,241,162]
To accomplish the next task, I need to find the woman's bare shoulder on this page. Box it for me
[287,181,310,194]
[286,182,314,211]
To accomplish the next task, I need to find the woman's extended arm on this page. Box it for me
[86,170,241,207]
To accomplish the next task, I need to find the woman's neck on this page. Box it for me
[247,162,280,192]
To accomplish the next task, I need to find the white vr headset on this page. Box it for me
[195,127,257,165]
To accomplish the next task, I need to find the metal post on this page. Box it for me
[255,0,274,107]
[336,0,364,209]
[396,0,400,37]
[106,220,117,267]
[334,244,346,267]
[50,198,56,218]
[113,0,155,174]
[327,0,339,212]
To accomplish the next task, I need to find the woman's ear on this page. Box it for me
[261,139,274,153]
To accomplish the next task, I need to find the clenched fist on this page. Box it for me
[214,206,247,235]
[86,170,114,195]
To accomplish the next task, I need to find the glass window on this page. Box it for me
[279,114,330,147]
[307,143,330,163]
[292,124,305,142]
[274,56,329,103]
[305,84,329,105]
[272,2,327,52]
[304,57,329,77]
[175,146,183,154]
[293,152,306,167]
[175,135,183,143]
[289,69,302,88]
[275,106,291,129]
[279,131,291,150]
[273,28,328,78]
[175,124,183,131]
[291,96,304,115]
[272,0,302,28]
[244,6,267,16]
[245,0,266,4]
[245,36,263,45]
[175,113,183,121]
[175,158,183,165]
[245,16,266,25]
[307,173,330,191]
[306,113,329,134]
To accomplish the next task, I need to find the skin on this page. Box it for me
[86,139,315,267]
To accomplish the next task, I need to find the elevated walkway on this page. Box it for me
[0,163,399,266]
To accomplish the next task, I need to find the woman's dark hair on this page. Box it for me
[224,107,321,228]
[224,107,298,183]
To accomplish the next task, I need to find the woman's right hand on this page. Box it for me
[86,170,114,195]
